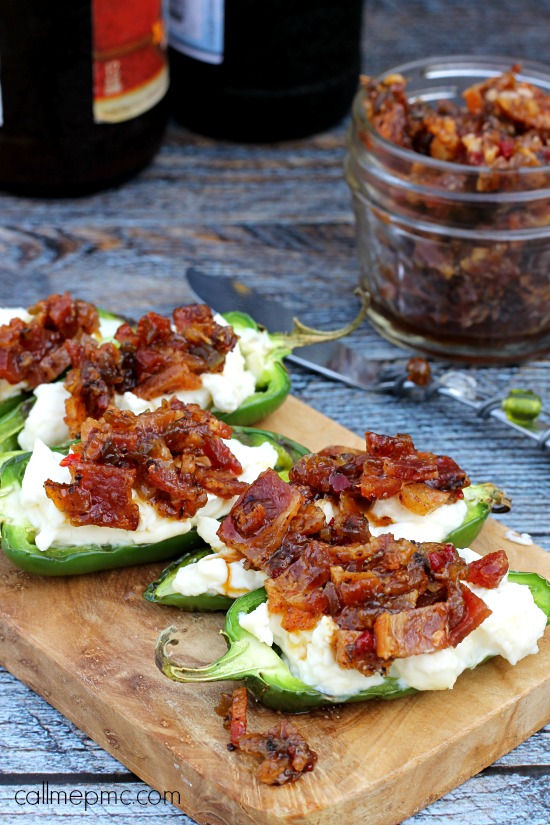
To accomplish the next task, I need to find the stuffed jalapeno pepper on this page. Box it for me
[0,293,367,453]
[156,494,550,711]
[0,401,309,575]
[145,432,510,611]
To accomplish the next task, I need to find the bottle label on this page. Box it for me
[92,0,169,124]
[168,0,224,65]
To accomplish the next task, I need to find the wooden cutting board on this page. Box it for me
[0,397,549,825]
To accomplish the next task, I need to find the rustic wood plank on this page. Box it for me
[0,398,549,825]
[2,666,548,772]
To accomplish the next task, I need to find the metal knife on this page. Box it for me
[186,268,550,451]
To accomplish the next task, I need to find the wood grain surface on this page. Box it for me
[0,397,549,825]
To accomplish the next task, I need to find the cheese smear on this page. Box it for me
[239,547,547,697]
[368,495,467,542]
[171,515,267,599]
[10,437,278,552]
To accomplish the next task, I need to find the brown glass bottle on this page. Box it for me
[0,1,169,196]
[168,0,364,142]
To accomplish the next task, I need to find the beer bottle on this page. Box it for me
[168,0,364,142]
[0,0,169,195]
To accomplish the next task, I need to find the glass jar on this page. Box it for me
[345,57,550,364]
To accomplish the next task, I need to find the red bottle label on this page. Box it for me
[92,0,168,123]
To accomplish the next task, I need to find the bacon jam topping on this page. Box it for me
[216,687,317,785]
[361,67,550,169]
[219,468,509,674]
[289,431,469,515]
[63,304,238,437]
[0,293,99,388]
[45,399,248,530]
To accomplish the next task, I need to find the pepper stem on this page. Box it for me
[270,286,369,353]
[155,626,282,684]
[466,482,511,514]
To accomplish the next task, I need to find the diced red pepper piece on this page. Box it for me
[466,550,509,589]
[428,543,456,573]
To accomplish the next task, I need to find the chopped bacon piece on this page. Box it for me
[426,455,469,491]
[265,542,332,610]
[115,305,237,401]
[335,628,386,675]
[448,585,492,647]
[336,593,419,630]
[0,293,98,388]
[217,469,303,568]
[217,686,248,747]
[466,550,509,589]
[365,432,415,459]
[45,462,138,530]
[428,544,457,573]
[360,466,402,500]
[64,338,124,437]
[218,688,317,785]
[47,399,246,527]
[375,603,450,659]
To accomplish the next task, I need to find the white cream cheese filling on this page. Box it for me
[368,495,468,542]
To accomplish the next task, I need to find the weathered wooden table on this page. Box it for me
[1,2,549,822]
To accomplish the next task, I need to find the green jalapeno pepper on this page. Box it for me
[145,482,510,612]
[156,573,550,713]
[0,397,35,453]
[445,483,511,548]
[0,426,309,577]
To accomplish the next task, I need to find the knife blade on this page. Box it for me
[186,268,550,451]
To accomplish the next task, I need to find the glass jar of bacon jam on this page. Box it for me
[345,57,550,363]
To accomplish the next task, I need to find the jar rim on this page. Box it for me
[354,54,550,176]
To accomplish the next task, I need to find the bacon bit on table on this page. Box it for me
[45,399,248,529]
[216,687,317,786]
[0,292,98,388]
[407,357,431,387]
